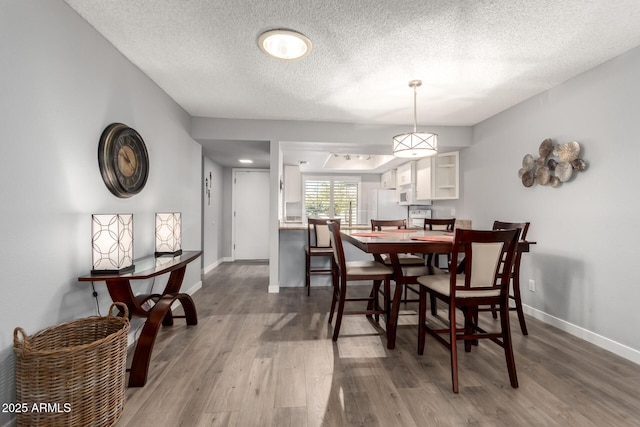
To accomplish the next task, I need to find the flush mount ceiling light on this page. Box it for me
[238,159,253,164]
[258,29,312,60]
[393,80,438,158]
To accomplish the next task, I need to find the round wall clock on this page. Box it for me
[98,123,149,198]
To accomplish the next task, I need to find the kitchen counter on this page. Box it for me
[279,221,372,231]
[279,223,373,288]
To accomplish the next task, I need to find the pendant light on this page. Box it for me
[393,80,438,158]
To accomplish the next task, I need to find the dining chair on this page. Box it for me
[423,218,456,269]
[416,228,520,393]
[371,219,428,306]
[403,218,457,309]
[326,221,393,341]
[477,220,531,335]
[304,218,341,296]
[370,219,425,266]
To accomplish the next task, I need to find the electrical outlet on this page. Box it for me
[451,208,456,216]
[528,279,535,292]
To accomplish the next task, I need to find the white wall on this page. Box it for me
[461,45,640,362]
[0,2,203,423]
[202,157,225,273]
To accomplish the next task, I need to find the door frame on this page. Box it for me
[231,168,270,260]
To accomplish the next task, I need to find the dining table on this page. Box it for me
[340,228,534,350]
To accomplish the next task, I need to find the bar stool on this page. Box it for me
[304,218,341,296]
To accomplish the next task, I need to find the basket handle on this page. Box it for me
[108,302,130,320]
[13,327,30,349]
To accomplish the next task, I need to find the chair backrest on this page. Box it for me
[424,218,456,231]
[371,219,408,231]
[492,220,530,240]
[327,220,346,272]
[307,218,341,248]
[452,228,519,293]
[492,221,530,277]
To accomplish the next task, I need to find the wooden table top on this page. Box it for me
[341,229,534,254]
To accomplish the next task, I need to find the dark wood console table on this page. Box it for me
[79,250,202,387]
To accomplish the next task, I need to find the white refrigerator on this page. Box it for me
[370,189,408,221]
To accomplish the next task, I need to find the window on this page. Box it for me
[303,176,360,223]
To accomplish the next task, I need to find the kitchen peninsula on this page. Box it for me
[279,221,372,288]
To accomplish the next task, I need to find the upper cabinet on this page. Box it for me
[415,157,433,200]
[432,151,459,200]
[395,161,414,187]
[380,169,397,189]
[283,165,301,202]
[414,151,460,200]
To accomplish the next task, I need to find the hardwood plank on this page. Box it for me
[192,411,238,427]
[235,357,276,427]
[274,342,307,408]
[272,407,307,427]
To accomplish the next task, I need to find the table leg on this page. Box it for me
[128,292,198,387]
[105,265,199,387]
[386,253,404,349]
[163,266,188,294]
[160,267,187,326]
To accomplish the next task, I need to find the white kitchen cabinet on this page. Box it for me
[380,169,397,189]
[415,157,433,200]
[284,165,301,202]
[414,151,459,201]
[395,161,414,187]
[433,151,459,199]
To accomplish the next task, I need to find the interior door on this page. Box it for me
[233,169,270,260]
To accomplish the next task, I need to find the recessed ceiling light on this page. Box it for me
[239,159,253,164]
[258,29,312,61]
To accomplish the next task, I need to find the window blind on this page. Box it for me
[303,177,359,223]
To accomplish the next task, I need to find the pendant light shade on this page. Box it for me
[393,80,438,158]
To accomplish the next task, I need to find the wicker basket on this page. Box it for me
[13,303,130,427]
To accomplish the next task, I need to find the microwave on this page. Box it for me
[398,185,432,206]
[398,187,414,205]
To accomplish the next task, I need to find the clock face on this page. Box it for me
[98,123,149,198]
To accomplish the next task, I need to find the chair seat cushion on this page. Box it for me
[401,265,447,278]
[416,274,501,298]
[381,253,425,265]
[305,245,333,255]
[345,260,393,276]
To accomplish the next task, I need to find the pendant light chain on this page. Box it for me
[412,84,418,133]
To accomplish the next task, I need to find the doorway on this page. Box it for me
[232,169,270,260]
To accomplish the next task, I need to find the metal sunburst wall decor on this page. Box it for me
[518,139,587,188]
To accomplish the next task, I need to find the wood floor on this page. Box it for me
[116,261,640,426]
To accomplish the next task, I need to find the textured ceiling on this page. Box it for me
[64,0,640,168]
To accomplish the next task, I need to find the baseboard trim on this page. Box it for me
[268,285,279,293]
[523,305,640,365]
[203,257,233,275]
